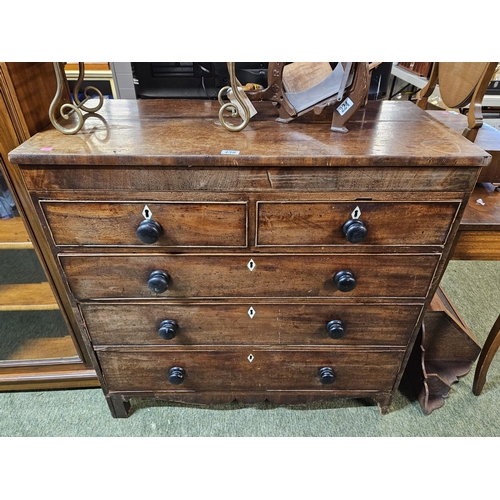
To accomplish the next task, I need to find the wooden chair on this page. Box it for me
[415,62,500,403]
[417,63,498,140]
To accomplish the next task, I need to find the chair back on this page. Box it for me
[417,62,498,141]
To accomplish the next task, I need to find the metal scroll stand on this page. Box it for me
[217,62,252,132]
[49,62,104,135]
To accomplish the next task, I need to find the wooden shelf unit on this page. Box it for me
[0,62,99,390]
[64,62,117,99]
[0,216,32,249]
[0,282,59,311]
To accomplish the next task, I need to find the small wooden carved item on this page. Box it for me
[136,218,163,244]
[219,62,371,133]
[168,367,186,385]
[403,287,481,414]
[147,270,170,294]
[158,320,179,341]
[326,320,346,339]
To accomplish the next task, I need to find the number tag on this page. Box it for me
[227,87,258,120]
[337,97,354,116]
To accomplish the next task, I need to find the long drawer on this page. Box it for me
[256,201,459,246]
[41,201,248,247]
[81,303,422,346]
[61,254,440,300]
[97,347,405,393]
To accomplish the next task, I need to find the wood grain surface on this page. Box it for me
[60,253,439,300]
[23,165,480,192]
[82,302,421,347]
[97,347,405,393]
[257,200,458,246]
[42,201,248,247]
[9,100,491,168]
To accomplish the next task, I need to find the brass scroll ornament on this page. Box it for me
[49,62,104,135]
[217,62,251,132]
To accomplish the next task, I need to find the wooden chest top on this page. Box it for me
[8,99,491,168]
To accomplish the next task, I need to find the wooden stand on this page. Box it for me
[406,182,500,412]
[405,287,481,415]
[408,107,500,409]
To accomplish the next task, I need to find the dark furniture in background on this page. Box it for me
[131,62,392,101]
[132,62,269,99]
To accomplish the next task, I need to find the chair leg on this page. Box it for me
[473,312,500,395]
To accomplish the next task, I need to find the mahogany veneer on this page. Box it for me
[8,99,490,417]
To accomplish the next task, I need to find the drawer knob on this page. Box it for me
[326,320,345,339]
[137,219,163,244]
[147,270,170,294]
[318,367,336,385]
[334,270,357,292]
[343,218,368,243]
[158,319,179,340]
[168,367,186,385]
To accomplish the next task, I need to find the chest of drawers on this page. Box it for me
[8,99,489,417]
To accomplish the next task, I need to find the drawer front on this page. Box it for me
[97,348,405,392]
[82,303,422,346]
[257,201,459,246]
[61,254,440,300]
[41,201,248,247]
[22,165,479,193]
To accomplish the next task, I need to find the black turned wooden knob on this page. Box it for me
[318,367,336,385]
[136,219,163,244]
[147,270,170,294]
[334,270,357,292]
[168,367,185,385]
[342,218,368,243]
[326,320,346,339]
[158,319,179,340]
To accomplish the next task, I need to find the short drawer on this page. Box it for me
[257,201,459,247]
[82,303,421,347]
[97,347,405,393]
[61,253,440,300]
[41,201,248,247]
